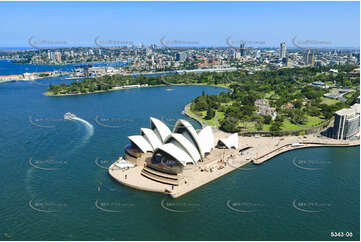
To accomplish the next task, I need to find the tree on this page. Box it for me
[270,121,282,135]
[293,100,302,109]
[205,106,215,120]
[255,121,263,131]
[275,115,284,123]
[307,106,320,117]
[290,109,306,124]
[263,116,272,124]
[220,117,239,133]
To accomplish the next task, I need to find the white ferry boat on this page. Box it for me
[64,112,77,120]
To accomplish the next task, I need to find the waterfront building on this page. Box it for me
[0,74,23,82]
[120,117,236,185]
[280,42,286,59]
[332,105,360,139]
[217,133,239,149]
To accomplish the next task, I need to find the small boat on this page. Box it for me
[64,112,77,120]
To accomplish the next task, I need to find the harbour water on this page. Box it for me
[0,62,359,240]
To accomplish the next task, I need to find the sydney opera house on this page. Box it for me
[116,117,238,187]
[109,116,359,197]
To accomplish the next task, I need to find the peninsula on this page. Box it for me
[108,116,359,198]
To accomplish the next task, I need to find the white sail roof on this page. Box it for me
[166,133,201,164]
[141,128,162,150]
[128,135,153,153]
[198,126,214,153]
[173,119,205,159]
[219,133,238,149]
[150,117,171,143]
[156,143,195,166]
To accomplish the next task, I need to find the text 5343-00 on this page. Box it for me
[330,232,353,238]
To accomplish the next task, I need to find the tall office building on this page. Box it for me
[332,104,360,139]
[280,42,286,59]
[305,49,315,66]
[240,43,246,57]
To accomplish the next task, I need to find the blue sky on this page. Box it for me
[0,1,359,48]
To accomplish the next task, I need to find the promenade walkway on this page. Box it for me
[109,130,360,198]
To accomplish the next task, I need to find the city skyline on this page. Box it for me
[0,1,360,48]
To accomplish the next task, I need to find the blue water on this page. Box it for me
[0,62,359,241]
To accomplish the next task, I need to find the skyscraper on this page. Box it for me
[280,42,286,59]
[240,43,246,57]
[305,49,315,66]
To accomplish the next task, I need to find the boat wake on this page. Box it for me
[72,116,94,141]
[64,113,94,150]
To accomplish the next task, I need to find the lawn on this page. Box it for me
[187,105,326,132]
[188,109,225,126]
[321,97,340,105]
[281,115,324,131]
[264,91,275,98]
[199,111,225,126]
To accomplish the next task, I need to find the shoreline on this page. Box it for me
[44,83,231,97]
[183,103,206,128]
[252,141,359,165]
[108,131,360,199]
